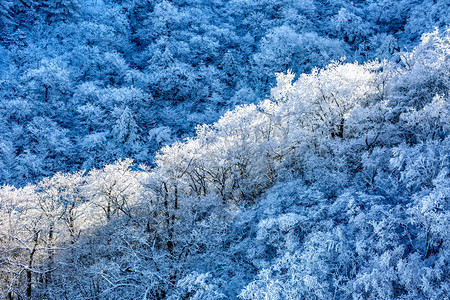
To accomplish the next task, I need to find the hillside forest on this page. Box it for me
[0,0,449,299]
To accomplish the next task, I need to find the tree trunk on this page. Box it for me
[27,231,39,298]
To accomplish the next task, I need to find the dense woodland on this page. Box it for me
[0,0,449,299]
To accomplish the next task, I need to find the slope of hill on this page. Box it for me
[1,27,449,298]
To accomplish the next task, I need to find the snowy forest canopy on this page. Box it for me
[0,0,449,299]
